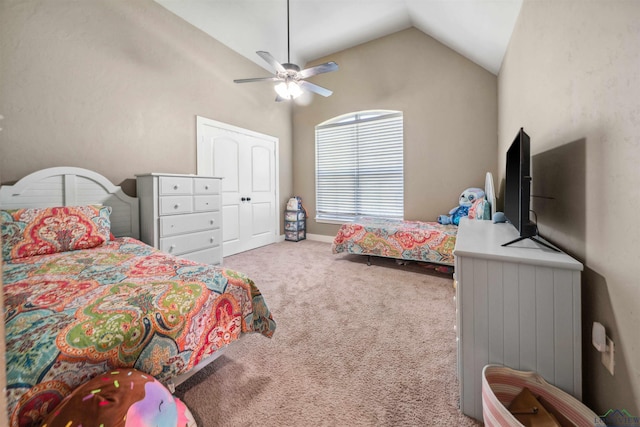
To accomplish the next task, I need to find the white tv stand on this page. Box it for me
[453,218,583,421]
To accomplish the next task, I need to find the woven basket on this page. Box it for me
[482,365,605,427]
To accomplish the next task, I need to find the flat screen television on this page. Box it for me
[502,128,558,251]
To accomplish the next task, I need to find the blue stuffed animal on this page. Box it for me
[438,187,485,225]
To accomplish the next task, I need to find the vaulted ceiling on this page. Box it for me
[155,0,523,75]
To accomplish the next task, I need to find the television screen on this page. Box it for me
[504,128,534,237]
[502,128,560,251]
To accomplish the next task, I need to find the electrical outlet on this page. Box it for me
[601,336,615,375]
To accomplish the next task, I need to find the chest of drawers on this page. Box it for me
[453,218,583,421]
[136,173,223,265]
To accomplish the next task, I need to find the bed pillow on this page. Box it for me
[468,197,483,220]
[468,197,491,220]
[1,205,112,261]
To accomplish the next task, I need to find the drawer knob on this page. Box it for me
[174,185,179,190]
[210,219,215,224]
[205,185,209,190]
[174,204,180,209]
[210,237,215,243]
[169,244,176,252]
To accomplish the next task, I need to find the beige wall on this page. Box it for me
[0,0,293,211]
[499,0,640,415]
[292,27,498,236]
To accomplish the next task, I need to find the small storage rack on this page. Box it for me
[285,209,306,241]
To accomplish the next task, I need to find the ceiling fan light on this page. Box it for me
[275,81,302,100]
[289,81,303,98]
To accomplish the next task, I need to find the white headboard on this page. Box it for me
[485,171,496,220]
[0,167,139,239]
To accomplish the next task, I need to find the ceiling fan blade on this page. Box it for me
[299,80,333,97]
[234,77,279,84]
[298,61,338,79]
[256,51,286,73]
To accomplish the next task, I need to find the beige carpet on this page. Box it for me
[175,240,482,427]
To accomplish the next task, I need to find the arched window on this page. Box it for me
[315,110,404,223]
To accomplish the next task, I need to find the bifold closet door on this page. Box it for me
[197,117,278,256]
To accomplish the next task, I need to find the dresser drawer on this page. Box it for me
[160,211,221,237]
[194,178,220,195]
[160,229,221,256]
[159,176,193,195]
[194,195,220,212]
[181,246,222,265]
[159,196,193,216]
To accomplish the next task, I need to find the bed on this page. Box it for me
[331,172,496,271]
[332,217,458,271]
[0,167,276,427]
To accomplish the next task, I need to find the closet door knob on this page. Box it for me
[241,197,247,202]
[247,197,252,202]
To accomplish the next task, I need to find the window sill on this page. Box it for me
[315,217,352,225]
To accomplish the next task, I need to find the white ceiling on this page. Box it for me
[155,0,523,75]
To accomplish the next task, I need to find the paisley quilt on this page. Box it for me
[331,216,457,267]
[3,237,276,427]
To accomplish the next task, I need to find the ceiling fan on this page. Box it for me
[233,0,338,102]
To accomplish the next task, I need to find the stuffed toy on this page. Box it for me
[42,369,196,427]
[438,187,485,225]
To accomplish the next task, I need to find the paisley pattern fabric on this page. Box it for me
[3,237,276,427]
[1,205,112,261]
[332,216,457,267]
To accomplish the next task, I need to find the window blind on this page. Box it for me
[315,111,404,222]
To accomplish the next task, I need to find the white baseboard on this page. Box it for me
[277,234,333,243]
[307,233,334,243]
